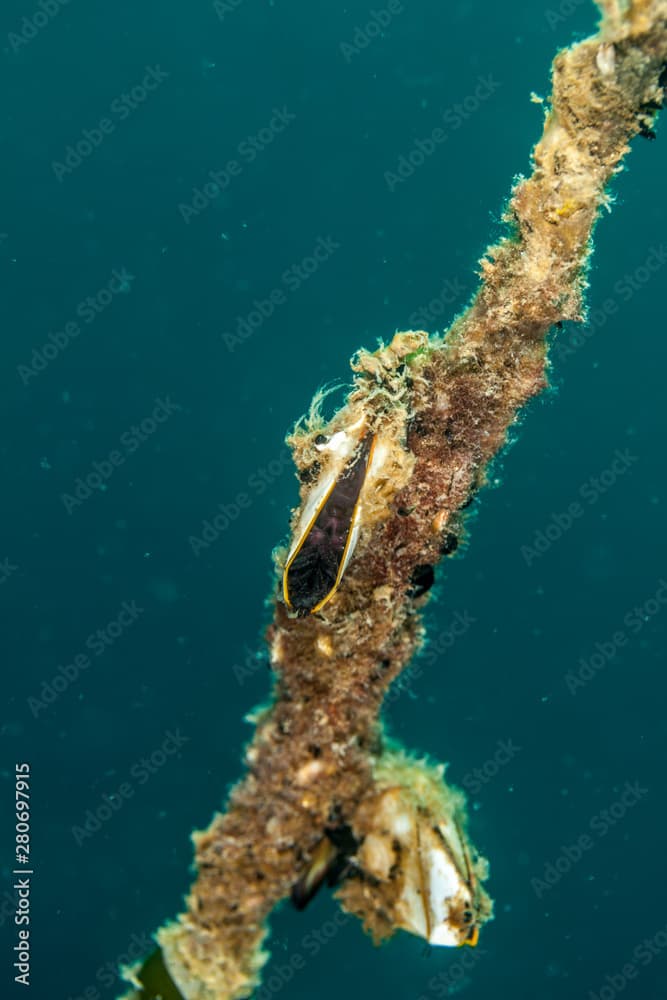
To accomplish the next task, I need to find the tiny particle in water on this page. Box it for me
[149,578,180,603]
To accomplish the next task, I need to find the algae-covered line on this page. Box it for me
[120,3,667,998]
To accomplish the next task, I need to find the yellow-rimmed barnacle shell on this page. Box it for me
[283,420,376,614]
[281,332,429,614]
[344,755,492,948]
[282,342,419,615]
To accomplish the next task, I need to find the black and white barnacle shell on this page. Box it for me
[283,406,413,615]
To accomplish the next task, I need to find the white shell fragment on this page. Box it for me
[596,43,616,76]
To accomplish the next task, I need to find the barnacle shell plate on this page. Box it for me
[357,786,481,947]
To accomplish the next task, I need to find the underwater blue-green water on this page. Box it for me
[2,1,666,998]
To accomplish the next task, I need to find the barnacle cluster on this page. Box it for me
[342,752,492,948]
[119,3,667,998]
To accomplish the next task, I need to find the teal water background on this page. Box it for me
[2,1,667,998]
